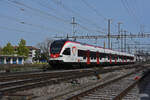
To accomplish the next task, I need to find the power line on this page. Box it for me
[5,0,74,33]
[7,0,70,23]
[81,0,107,21]
[0,14,65,33]
[125,0,141,25]
[121,0,141,26]
[34,0,106,34]
[51,0,105,31]
[81,0,119,35]
[131,0,142,22]
[33,0,70,20]
[0,26,44,34]
[6,0,105,35]
[77,23,106,34]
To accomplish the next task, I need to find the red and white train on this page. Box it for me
[49,39,135,68]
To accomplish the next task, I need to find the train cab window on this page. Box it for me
[63,48,70,55]
[83,56,86,59]
[50,40,66,54]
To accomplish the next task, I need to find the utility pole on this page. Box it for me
[108,19,111,49]
[124,30,127,52]
[111,42,112,49]
[127,45,130,53]
[71,17,77,41]
[118,22,122,51]
[140,24,145,34]
[121,29,123,52]
[104,41,106,48]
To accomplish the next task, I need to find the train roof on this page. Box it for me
[53,39,134,57]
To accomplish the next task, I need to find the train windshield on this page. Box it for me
[50,40,67,54]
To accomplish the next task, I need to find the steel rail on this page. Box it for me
[53,67,144,100]
[113,70,150,100]
[0,71,95,95]
[0,64,141,82]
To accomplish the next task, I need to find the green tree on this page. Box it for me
[0,46,2,55]
[17,39,29,58]
[2,42,14,55]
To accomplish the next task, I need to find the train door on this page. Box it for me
[86,50,90,64]
[115,55,117,64]
[71,46,77,62]
[63,48,71,62]
[96,52,100,64]
[110,55,112,64]
[122,56,124,64]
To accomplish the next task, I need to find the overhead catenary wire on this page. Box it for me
[0,26,45,35]
[125,0,141,25]
[131,0,142,22]
[121,0,149,49]
[7,0,70,23]
[33,0,69,19]
[33,0,106,34]
[0,14,66,33]
[33,0,94,33]
[51,0,106,31]
[6,0,105,35]
[81,0,107,21]
[5,0,73,32]
[1,1,106,37]
[121,0,141,26]
[81,0,120,35]
[77,23,106,34]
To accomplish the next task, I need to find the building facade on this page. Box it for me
[14,46,39,63]
[26,46,38,63]
[0,55,25,64]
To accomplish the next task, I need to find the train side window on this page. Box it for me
[78,50,86,57]
[100,53,104,59]
[108,56,110,60]
[63,48,70,55]
[112,55,115,60]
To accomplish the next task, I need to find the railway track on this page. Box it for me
[78,73,141,100]
[0,68,121,96]
[0,64,148,99]
[0,70,98,94]
[0,68,97,82]
[51,65,149,100]
[0,63,142,82]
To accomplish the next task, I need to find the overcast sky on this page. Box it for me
[0,0,149,51]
